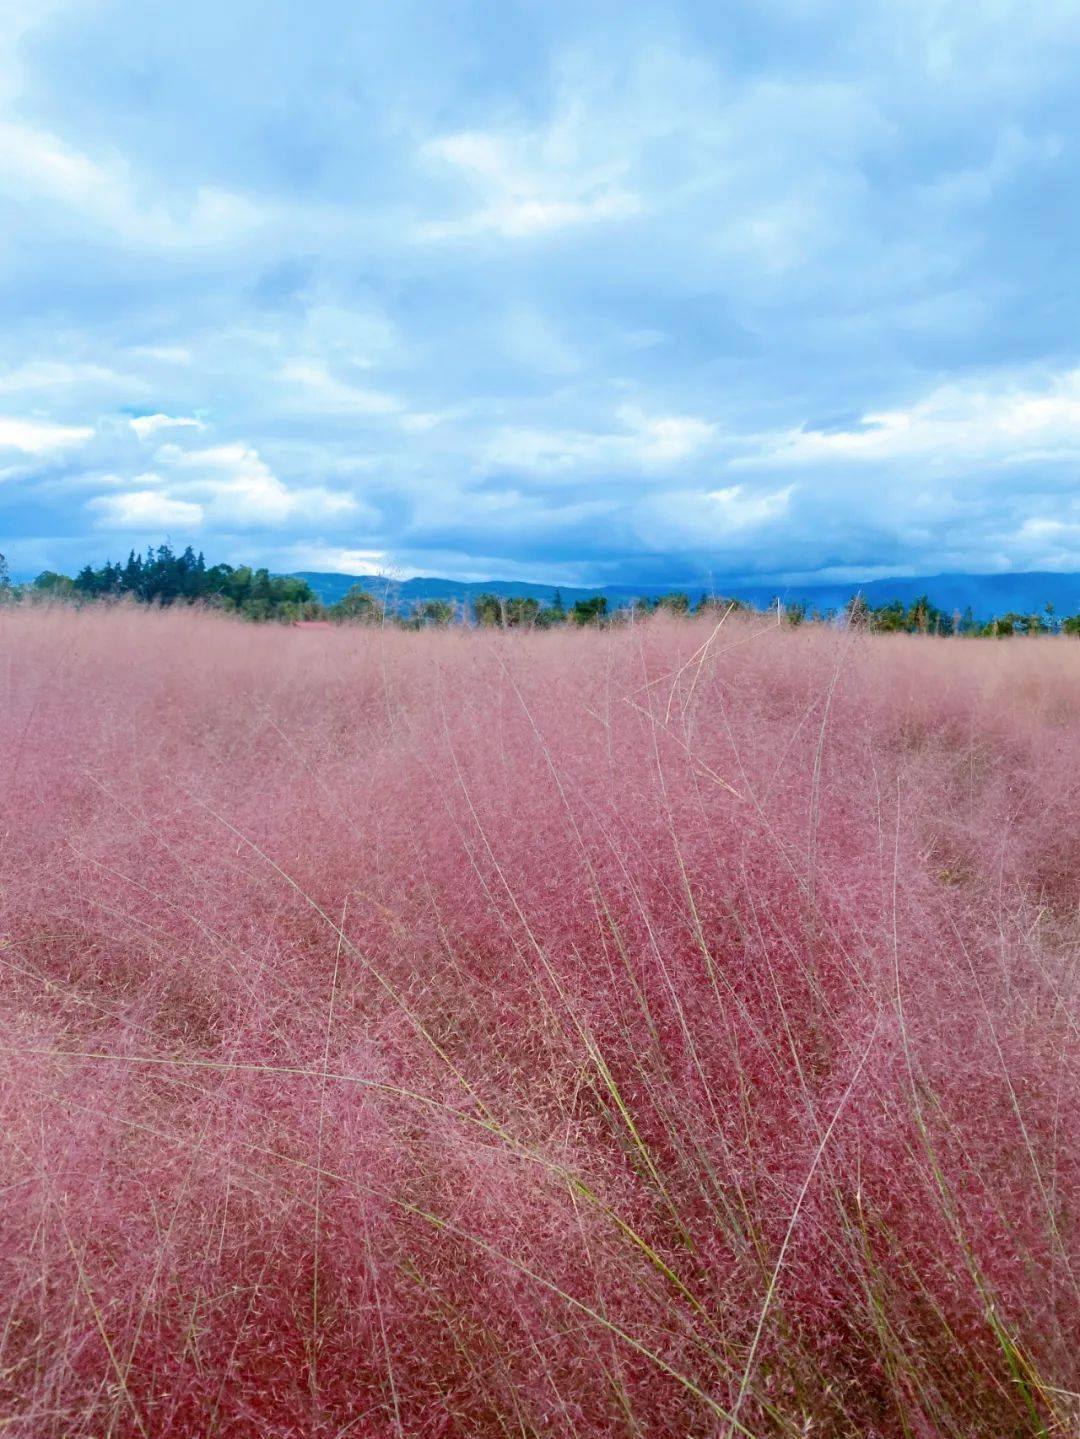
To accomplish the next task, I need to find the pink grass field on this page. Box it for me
[1,603,1077,1438]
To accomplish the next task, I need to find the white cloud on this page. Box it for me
[757,369,1080,467]
[278,359,402,415]
[274,543,391,574]
[633,482,794,548]
[486,405,717,474]
[707,483,795,528]
[622,408,718,465]
[89,490,204,529]
[0,360,137,394]
[0,119,266,250]
[1019,517,1073,540]
[0,120,109,210]
[277,360,453,435]
[9,15,1080,586]
[0,417,94,453]
[157,441,359,527]
[399,411,444,432]
[79,435,363,535]
[417,125,641,240]
[132,345,192,365]
[411,483,613,536]
[420,190,639,241]
[130,413,205,439]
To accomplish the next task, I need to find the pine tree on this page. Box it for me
[123,550,143,595]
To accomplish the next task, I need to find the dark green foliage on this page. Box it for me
[32,571,75,596]
[570,596,607,626]
[504,596,541,627]
[978,611,1050,637]
[534,603,566,628]
[696,593,746,616]
[906,594,951,634]
[656,591,691,615]
[849,592,955,635]
[418,598,455,626]
[329,584,384,624]
[473,592,504,626]
[402,598,456,629]
[473,592,560,627]
[631,592,704,617]
[50,544,320,621]
[211,566,322,622]
[846,594,872,628]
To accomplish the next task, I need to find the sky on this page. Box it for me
[3,0,1080,586]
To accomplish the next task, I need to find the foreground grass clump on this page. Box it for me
[0,604,1077,1438]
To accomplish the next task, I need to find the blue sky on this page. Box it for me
[3,0,1080,585]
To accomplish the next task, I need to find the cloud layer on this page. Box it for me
[3,0,1080,583]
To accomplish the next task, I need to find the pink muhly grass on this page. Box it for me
[0,602,1077,1436]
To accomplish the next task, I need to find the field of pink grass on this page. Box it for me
[1,603,1077,1438]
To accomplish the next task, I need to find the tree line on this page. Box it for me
[2,546,1079,635]
[14,545,324,622]
[843,592,1080,636]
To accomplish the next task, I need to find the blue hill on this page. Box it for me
[293,570,1080,621]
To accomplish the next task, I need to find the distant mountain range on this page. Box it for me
[293,570,1080,621]
[10,564,1079,620]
